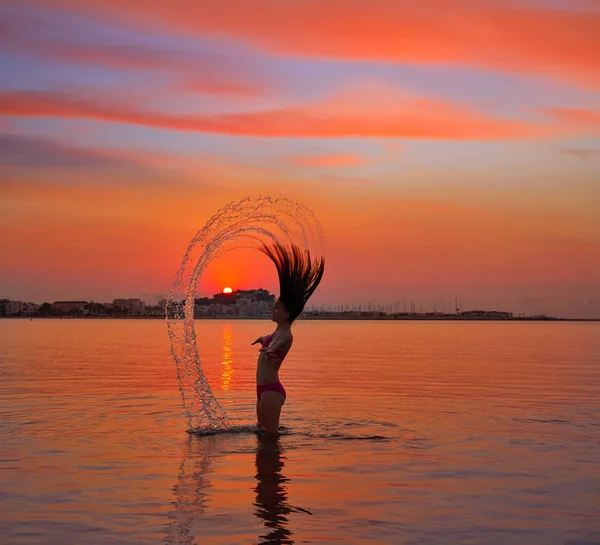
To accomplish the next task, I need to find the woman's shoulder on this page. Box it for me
[274,329,293,342]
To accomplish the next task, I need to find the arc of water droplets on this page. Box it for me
[166,196,325,432]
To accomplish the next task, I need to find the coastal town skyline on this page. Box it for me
[0,286,587,320]
[2,268,599,319]
[2,278,599,319]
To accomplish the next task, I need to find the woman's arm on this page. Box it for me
[259,333,292,363]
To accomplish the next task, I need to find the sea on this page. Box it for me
[1,319,599,544]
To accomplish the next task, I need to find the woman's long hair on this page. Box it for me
[260,242,325,322]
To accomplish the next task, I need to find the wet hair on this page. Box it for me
[260,242,325,322]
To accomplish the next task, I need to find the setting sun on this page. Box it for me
[222,287,233,294]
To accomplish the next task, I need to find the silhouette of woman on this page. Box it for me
[254,435,293,544]
[251,243,324,435]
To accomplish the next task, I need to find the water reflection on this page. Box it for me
[254,435,294,545]
[164,435,223,545]
[165,433,299,545]
[220,325,234,391]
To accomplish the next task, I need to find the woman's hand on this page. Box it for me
[251,336,264,346]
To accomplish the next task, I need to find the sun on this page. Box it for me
[222,287,233,294]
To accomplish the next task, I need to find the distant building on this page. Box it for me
[459,310,513,319]
[198,303,235,317]
[242,300,272,316]
[0,299,37,315]
[113,298,146,316]
[236,289,275,303]
[8,300,24,315]
[195,305,211,317]
[24,302,39,314]
[213,292,237,305]
[145,305,165,317]
[53,301,88,313]
[192,289,276,317]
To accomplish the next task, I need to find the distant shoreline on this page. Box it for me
[2,315,599,322]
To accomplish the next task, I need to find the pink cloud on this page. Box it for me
[0,17,270,98]
[559,148,600,159]
[547,108,600,133]
[20,0,600,89]
[0,89,555,140]
[287,153,365,167]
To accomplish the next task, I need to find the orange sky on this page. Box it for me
[1,0,599,317]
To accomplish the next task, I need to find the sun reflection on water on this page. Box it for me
[221,325,234,391]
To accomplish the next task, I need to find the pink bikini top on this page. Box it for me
[261,334,288,362]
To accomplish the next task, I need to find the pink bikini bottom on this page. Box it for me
[257,382,287,402]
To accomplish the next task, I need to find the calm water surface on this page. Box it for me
[1,319,599,544]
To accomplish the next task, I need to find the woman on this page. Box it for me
[251,242,325,435]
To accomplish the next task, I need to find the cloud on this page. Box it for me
[0,89,554,140]
[546,108,600,133]
[559,148,600,159]
[0,119,18,133]
[17,0,600,89]
[0,133,225,194]
[287,153,365,167]
[0,12,271,98]
[0,133,149,170]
